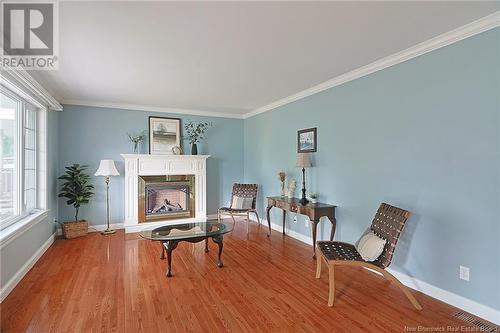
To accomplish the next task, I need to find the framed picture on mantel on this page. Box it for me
[149,117,181,154]
[297,127,317,153]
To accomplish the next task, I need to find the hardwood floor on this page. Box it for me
[0,220,491,332]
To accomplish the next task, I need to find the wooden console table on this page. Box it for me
[266,196,336,258]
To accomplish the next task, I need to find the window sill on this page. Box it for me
[0,210,50,249]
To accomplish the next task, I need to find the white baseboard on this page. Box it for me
[266,218,313,245]
[387,268,500,325]
[0,232,56,302]
[88,223,125,233]
[259,218,500,325]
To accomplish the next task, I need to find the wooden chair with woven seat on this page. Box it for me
[217,183,266,236]
[315,202,422,310]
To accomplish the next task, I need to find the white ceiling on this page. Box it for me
[30,1,498,117]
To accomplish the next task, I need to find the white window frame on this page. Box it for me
[0,85,48,232]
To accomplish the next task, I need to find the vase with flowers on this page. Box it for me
[184,121,213,155]
[127,130,146,154]
[277,171,286,197]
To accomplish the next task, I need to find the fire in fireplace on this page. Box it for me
[138,175,195,223]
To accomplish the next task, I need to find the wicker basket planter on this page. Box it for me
[62,220,88,239]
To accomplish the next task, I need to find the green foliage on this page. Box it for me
[58,164,94,221]
[184,121,213,144]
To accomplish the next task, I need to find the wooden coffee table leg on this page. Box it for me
[164,241,178,277]
[160,242,165,260]
[212,235,224,267]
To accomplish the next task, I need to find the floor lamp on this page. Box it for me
[95,160,120,235]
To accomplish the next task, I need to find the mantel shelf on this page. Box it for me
[121,154,210,160]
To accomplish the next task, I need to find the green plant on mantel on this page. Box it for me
[184,121,212,144]
[58,164,94,222]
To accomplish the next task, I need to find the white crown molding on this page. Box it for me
[243,11,500,119]
[61,99,245,119]
[0,66,63,111]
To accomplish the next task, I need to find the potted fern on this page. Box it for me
[58,164,94,239]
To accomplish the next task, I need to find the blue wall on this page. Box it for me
[52,29,499,311]
[244,28,500,310]
[57,105,244,226]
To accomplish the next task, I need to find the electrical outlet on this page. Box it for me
[459,266,470,281]
[293,215,297,224]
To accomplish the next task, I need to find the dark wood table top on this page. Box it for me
[267,196,337,208]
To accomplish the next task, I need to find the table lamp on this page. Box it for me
[95,160,120,235]
[296,153,312,205]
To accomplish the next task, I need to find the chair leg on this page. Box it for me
[245,211,250,236]
[381,269,422,310]
[328,263,335,307]
[315,248,322,279]
[254,211,261,225]
[217,208,221,224]
[248,209,260,227]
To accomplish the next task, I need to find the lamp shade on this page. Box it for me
[95,160,120,176]
[296,153,312,168]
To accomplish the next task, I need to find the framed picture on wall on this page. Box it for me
[149,117,181,154]
[297,127,317,153]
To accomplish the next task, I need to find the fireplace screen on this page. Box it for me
[138,175,195,223]
[146,183,189,216]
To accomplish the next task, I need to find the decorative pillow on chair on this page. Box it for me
[354,227,372,248]
[355,231,387,262]
[231,196,253,210]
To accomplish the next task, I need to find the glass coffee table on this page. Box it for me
[140,220,233,277]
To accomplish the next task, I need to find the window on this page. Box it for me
[0,87,46,230]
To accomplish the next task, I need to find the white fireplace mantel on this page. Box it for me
[121,154,210,233]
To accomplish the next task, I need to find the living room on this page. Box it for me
[0,2,499,332]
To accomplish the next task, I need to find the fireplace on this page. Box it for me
[138,175,195,223]
[122,154,209,233]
